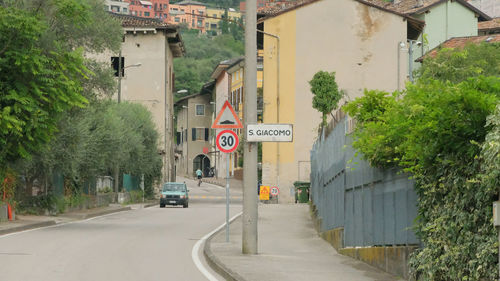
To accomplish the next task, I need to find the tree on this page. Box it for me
[309,71,344,127]
[174,32,244,97]
[416,42,500,83]
[0,6,88,175]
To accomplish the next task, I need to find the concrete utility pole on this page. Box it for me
[242,0,258,254]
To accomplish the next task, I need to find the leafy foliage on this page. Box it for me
[343,43,500,280]
[1,1,161,206]
[174,30,244,98]
[0,6,88,171]
[416,42,500,84]
[309,71,344,126]
[15,102,163,195]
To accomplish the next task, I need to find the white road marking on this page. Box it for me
[0,210,128,239]
[192,212,242,281]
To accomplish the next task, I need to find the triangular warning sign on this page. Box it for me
[212,100,243,129]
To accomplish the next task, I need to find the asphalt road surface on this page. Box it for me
[0,177,242,281]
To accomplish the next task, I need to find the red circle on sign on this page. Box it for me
[270,186,279,196]
[216,130,239,153]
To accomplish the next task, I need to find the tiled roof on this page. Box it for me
[479,17,500,31]
[260,0,490,21]
[416,34,500,61]
[367,0,490,20]
[111,13,173,28]
[257,0,316,16]
[176,0,206,6]
[259,0,415,20]
[110,13,185,57]
[257,0,426,37]
[368,0,442,14]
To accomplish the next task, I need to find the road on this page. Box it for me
[0,177,242,281]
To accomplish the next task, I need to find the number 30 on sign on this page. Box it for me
[216,130,239,153]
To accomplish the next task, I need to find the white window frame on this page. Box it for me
[195,104,205,116]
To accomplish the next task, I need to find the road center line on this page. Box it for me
[192,212,242,281]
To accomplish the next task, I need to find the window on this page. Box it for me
[236,89,240,107]
[192,19,195,27]
[175,17,180,22]
[176,132,181,145]
[111,57,125,77]
[123,8,128,13]
[196,104,205,116]
[213,14,216,17]
[197,20,203,27]
[192,128,209,141]
[164,4,168,9]
[111,5,120,12]
[144,11,150,16]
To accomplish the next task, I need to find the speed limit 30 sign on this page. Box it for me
[216,130,239,153]
[270,186,279,196]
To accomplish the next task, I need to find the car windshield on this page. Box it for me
[162,183,186,192]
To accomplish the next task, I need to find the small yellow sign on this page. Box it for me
[259,185,270,201]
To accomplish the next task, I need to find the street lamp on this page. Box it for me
[182,105,189,175]
[117,50,142,103]
[210,101,217,178]
[407,40,422,83]
[114,51,141,193]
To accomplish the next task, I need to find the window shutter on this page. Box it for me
[205,128,209,141]
[192,128,196,141]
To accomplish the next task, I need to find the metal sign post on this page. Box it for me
[216,130,239,243]
[226,153,230,242]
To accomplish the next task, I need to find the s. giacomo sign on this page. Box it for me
[246,124,293,142]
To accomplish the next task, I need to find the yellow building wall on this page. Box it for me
[206,8,242,30]
[262,10,296,200]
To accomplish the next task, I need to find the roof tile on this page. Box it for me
[417,34,500,61]
[478,17,500,31]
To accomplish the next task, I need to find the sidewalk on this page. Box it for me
[0,202,156,236]
[205,204,403,281]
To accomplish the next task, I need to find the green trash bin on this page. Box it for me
[293,181,310,203]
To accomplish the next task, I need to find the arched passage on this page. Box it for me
[193,154,211,177]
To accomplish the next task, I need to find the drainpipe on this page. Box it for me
[257,29,280,190]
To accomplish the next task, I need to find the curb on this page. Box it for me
[144,202,157,208]
[81,206,132,219]
[0,206,133,236]
[203,214,247,281]
[0,220,56,236]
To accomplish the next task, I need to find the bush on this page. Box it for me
[127,190,144,204]
[344,57,500,279]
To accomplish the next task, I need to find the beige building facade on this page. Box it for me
[175,91,214,178]
[93,15,184,184]
[259,0,423,202]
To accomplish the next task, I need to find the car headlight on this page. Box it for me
[160,194,164,198]
[180,195,185,199]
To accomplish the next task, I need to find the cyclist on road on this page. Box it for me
[196,169,203,186]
